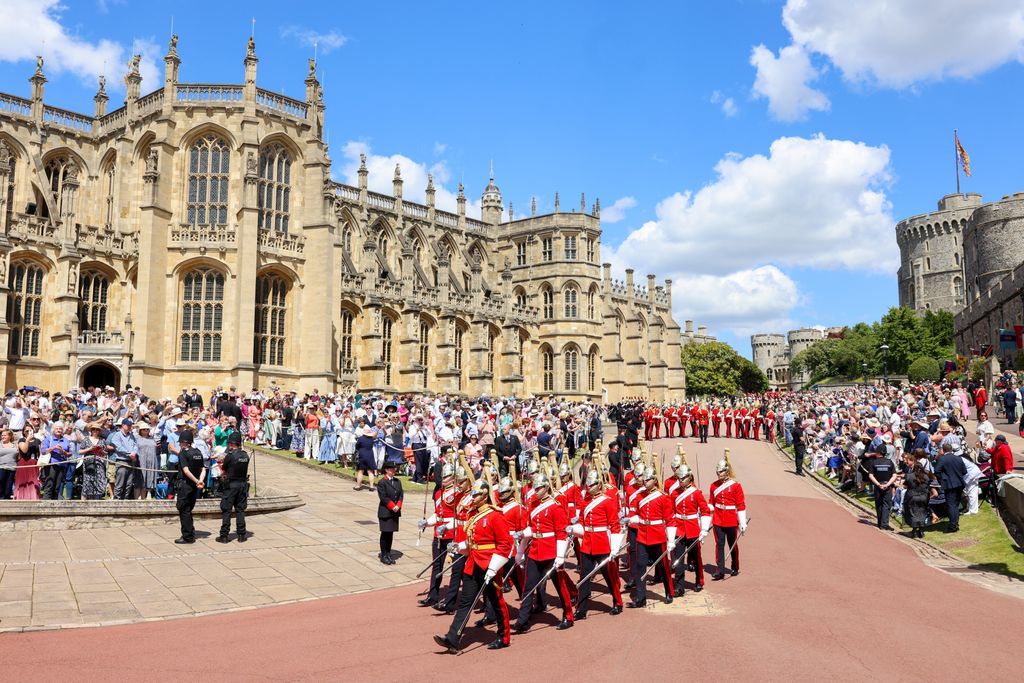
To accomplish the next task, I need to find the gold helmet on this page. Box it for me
[470,478,491,502]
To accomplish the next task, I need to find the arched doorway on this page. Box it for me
[80,361,120,392]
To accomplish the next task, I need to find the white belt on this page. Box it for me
[714,504,737,511]
[674,513,699,520]
[441,517,455,524]
[638,520,665,526]
[456,520,466,526]
[533,532,556,539]
[584,526,608,532]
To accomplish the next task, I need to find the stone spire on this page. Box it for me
[581,192,586,212]
[595,197,601,218]
[393,163,403,198]
[554,192,560,213]
[93,75,108,117]
[357,153,368,190]
[29,56,46,121]
[164,34,181,87]
[125,53,142,101]
[508,203,514,221]
[531,196,537,216]
[457,182,466,217]
[426,173,435,207]
[481,163,503,226]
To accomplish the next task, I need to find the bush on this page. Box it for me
[969,358,987,382]
[1015,349,1024,371]
[907,356,940,384]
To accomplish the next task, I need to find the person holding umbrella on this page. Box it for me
[377,460,404,564]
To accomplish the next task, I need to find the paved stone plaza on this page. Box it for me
[0,455,433,631]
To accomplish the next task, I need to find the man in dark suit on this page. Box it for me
[377,461,404,564]
[494,424,521,476]
[607,441,624,487]
[935,442,967,532]
[537,424,553,458]
[588,411,603,451]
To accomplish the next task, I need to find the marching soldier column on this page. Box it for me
[420,438,751,653]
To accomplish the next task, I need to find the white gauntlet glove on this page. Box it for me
[698,515,711,541]
[738,509,748,535]
[666,526,677,551]
[554,539,568,568]
[571,523,585,538]
[417,518,428,531]
[628,515,640,525]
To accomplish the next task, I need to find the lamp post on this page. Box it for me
[862,362,868,386]
[880,343,890,386]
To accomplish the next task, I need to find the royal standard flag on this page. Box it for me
[956,133,971,177]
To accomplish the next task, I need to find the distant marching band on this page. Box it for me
[422,421,749,653]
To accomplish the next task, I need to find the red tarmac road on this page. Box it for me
[2,436,1021,682]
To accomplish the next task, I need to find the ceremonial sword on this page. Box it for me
[518,536,573,604]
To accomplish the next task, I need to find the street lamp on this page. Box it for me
[880,342,890,385]
[861,362,868,385]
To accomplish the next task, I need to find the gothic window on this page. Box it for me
[258,143,291,233]
[487,329,497,374]
[341,223,353,256]
[102,158,116,227]
[44,155,73,217]
[586,237,595,262]
[564,235,577,260]
[955,253,961,266]
[516,241,526,266]
[7,261,44,358]
[379,234,389,257]
[419,320,430,388]
[254,274,288,366]
[340,309,355,371]
[587,287,596,320]
[78,270,110,332]
[179,267,224,362]
[615,316,623,356]
[3,144,14,227]
[541,237,553,262]
[587,348,597,392]
[952,276,963,297]
[925,257,931,271]
[514,288,527,308]
[563,287,578,318]
[542,347,554,393]
[454,325,464,391]
[187,134,230,226]
[564,348,579,391]
[541,286,553,320]
[518,334,525,376]
[382,315,394,385]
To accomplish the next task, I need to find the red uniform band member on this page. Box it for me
[712,405,722,438]
[622,460,645,587]
[433,465,472,613]
[697,404,710,443]
[724,407,733,438]
[666,405,679,438]
[627,466,676,607]
[418,463,457,607]
[671,465,711,595]
[752,409,762,441]
[513,473,576,632]
[710,457,747,580]
[434,478,513,653]
[765,409,776,442]
[572,470,624,617]
[679,405,689,438]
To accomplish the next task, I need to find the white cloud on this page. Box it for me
[0,0,159,91]
[710,90,739,117]
[338,141,483,218]
[604,134,896,332]
[782,0,1024,88]
[600,196,637,224]
[280,26,348,54]
[750,43,830,121]
[671,266,801,335]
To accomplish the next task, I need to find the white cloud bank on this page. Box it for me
[0,0,159,91]
[753,0,1024,119]
[605,134,896,333]
[600,196,637,224]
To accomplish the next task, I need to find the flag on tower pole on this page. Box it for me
[954,130,970,193]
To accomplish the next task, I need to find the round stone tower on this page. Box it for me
[895,193,980,314]
[963,192,1024,301]
[481,166,503,226]
[787,328,825,389]
[750,334,786,375]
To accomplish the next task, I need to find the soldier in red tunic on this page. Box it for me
[513,473,576,632]
[670,465,710,595]
[696,403,710,443]
[711,404,722,438]
[664,452,684,496]
[678,404,689,438]
[434,478,513,653]
[433,464,473,613]
[764,408,776,442]
[627,466,676,607]
[709,456,747,580]
[689,406,699,441]
[643,405,654,441]
[665,404,678,438]
[572,470,624,618]
[417,463,457,607]
[622,460,645,590]
[723,406,733,438]
[752,407,763,441]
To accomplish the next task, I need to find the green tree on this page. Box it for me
[969,358,986,382]
[921,309,955,348]
[738,358,769,393]
[680,341,750,396]
[907,356,940,383]
[877,307,922,375]
[790,337,840,382]
[1015,349,1024,371]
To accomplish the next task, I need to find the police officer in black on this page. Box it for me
[217,431,250,543]
[175,429,206,544]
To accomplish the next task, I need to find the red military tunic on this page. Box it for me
[672,485,710,538]
[464,506,513,574]
[559,481,583,521]
[433,486,457,540]
[634,488,674,545]
[753,410,763,441]
[579,492,621,555]
[689,407,698,436]
[625,480,644,531]
[709,478,746,528]
[678,407,689,437]
[712,407,722,437]
[501,499,528,537]
[527,497,569,561]
[663,474,681,497]
[765,411,776,442]
[697,407,709,430]
[724,409,733,438]
[453,490,472,543]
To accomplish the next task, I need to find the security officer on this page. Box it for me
[217,431,250,543]
[175,429,206,544]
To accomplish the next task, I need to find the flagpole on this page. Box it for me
[954,128,960,195]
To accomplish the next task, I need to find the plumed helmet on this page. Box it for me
[677,465,693,481]
[558,462,571,478]
[642,466,657,482]
[629,451,642,464]
[670,455,683,472]
[716,459,730,475]
[585,469,602,491]
[532,473,550,493]
[526,459,539,476]
[497,476,515,499]
[455,464,470,482]
[470,478,491,499]
[632,461,645,477]
[441,463,455,479]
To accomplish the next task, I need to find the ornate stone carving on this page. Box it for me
[144,148,159,175]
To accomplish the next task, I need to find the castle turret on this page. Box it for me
[481,163,503,226]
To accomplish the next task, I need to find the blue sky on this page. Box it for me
[3,0,1023,356]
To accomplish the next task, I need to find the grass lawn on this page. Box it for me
[246,442,430,493]
[779,445,1024,580]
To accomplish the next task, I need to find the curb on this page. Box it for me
[245,443,429,492]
